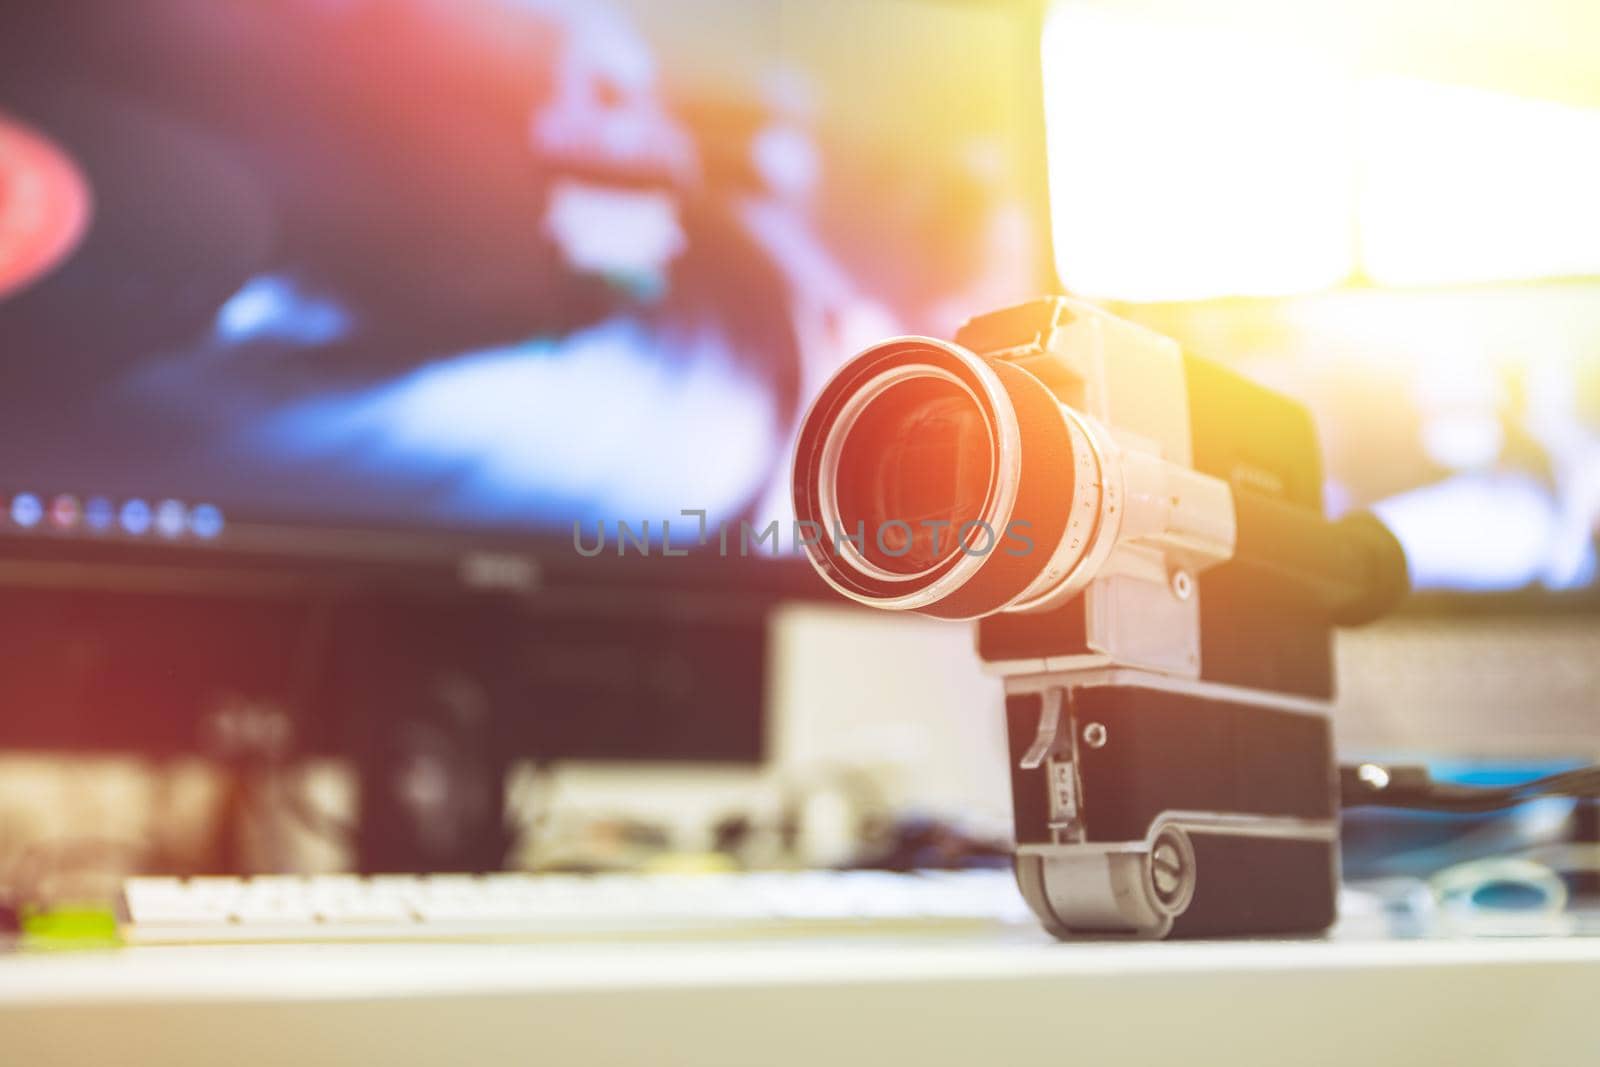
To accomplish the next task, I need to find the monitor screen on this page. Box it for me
[0,0,1045,561]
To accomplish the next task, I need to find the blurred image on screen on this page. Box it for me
[0,0,1041,546]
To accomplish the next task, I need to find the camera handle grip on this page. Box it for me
[1230,490,1409,626]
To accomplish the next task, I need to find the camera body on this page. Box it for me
[793,295,1408,938]
[971,298,1351,938]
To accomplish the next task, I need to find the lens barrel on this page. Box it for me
[792,337,1108,620]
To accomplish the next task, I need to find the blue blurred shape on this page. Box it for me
[120,499,152,536]
[215,275,352,346]
[9,493,42,529]
[189,503,225,540]
[83,496,115,533]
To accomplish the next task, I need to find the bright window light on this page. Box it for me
[1042,6,1356,301]
[1043,5,1600,299]
[1359,76,1600,286]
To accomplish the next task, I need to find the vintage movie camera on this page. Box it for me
[792,296,1409,938]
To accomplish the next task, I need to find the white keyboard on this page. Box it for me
[119,869,1033,944]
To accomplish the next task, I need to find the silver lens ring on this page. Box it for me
[1007,405,1123,613]
[797,337,1023,612]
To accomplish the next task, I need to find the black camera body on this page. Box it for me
[793,296,1408,938]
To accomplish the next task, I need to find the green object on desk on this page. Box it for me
[20,904,122,949]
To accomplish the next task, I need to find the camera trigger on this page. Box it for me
[1019,689,1067,769]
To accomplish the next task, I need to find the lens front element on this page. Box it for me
[834,375,995,575]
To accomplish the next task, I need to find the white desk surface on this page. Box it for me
[0,922,1597,1067]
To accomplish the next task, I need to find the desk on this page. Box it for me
[0,923,1596,1067]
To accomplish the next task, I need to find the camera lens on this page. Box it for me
[793,337,1110,619]
[833,375,994,574]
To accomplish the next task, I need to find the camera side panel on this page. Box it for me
[1186,353,1336,699]
[1005,684,1339,938]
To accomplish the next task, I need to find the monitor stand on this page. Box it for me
[342,599,523,874]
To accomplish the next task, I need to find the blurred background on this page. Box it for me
[0,0,1597,914]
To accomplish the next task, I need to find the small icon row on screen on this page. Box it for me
[6,493,224,541]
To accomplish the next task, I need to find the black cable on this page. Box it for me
[1341,762,1600,813]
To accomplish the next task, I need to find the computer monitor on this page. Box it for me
[0,0,1049,587]
[0,0,1053,866]
[1022,6,1598,768]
